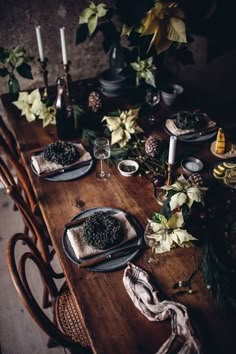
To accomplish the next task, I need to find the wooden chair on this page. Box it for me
[0,158,63,307]
[7,232,92,353]
[0,124,51,242]
[0,132,37,214]
[0,114,19,158]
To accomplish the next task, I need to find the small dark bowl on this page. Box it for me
[100,68,126,90]
[181,157,204,176]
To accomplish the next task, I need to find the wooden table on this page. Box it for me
[2,90,236,354]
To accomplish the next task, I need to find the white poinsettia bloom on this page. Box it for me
[79,2,108,34]
[145,211,197,254]
[13,91,38,122]
[130,56,156,87]
[39,105,56,127]
[102,108,143,147]
[162,175,208,211]
[13,88,54,126]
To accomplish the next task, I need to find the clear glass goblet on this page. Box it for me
[93,137,111,181]
[145,87,161,125]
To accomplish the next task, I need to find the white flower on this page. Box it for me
[79,2,108,34]
[38,105,56,127]
[145,212,197,254]
[162,175,208,211]
[13,89,42,122]
[102,108,143,147]
[13,88,56,127]
[130,56,156,87]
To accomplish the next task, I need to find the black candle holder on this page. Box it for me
[38,58,49,101]
[62,61,72,98]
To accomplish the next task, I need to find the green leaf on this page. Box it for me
[152,212,167,224]
[97,3,108,18]
[88,14,98,34]
[75,24,89,45]
[168,18,187,43]
[0,67,9,77]
[79,7,94,24]
[16,62,33,80]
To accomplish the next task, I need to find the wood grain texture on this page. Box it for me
[2,88,236,354]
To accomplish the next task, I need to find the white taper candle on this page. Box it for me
[60,27,68,65]
[168,136,177,164]
[35,26,44,62]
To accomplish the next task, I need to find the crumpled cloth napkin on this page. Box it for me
[123,263,202,354]
[67,212,137,259]
[165,117,216,136]
[31,143,91,175]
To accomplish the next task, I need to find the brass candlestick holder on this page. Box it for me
[39,58,49,101]
[166,163,174,186]
[154,163,174,206]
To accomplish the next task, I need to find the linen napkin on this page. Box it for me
[67,212,137,259]
[123,263,202,354]
[165,117,216,136]
[31,143,91,175]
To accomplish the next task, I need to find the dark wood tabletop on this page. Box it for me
[2,88,236,354]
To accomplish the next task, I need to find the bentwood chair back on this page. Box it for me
[0,132,37,213]
[7,233,92,353]
[0,115,19,158]
[0,157,63,307]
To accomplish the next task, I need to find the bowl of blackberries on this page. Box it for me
[82,211,123,250]
[43,141,79,166]
[175,111,207,130]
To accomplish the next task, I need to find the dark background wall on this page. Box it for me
[0,0,236,124]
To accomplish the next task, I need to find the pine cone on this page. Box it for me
[145,135,162,157]
[188,173,204,186]
[88,91,103,112]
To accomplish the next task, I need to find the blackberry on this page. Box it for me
[83,212,122,250]
[175,111,206,130]
[43,141,79,166]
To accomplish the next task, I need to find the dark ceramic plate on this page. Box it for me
[163,112,217,142]
[62,207,144,272]
[31,152,93,182]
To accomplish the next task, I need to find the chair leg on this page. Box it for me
[42,285,51,309]
[47,336,58,348]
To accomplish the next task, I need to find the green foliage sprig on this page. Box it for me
[0,46,33,94]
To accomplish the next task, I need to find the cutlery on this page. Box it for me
[38,159,92,178]
[78,243,145,268]
[179,127,217,140]
[65,216,89,229]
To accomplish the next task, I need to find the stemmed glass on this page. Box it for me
[93,137,111,181]
[145,87,161,125]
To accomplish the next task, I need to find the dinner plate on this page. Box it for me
[163,113,217,142]
[62,207,144,272]
[31,153,93,182]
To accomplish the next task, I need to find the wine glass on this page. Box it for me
[93,137,111,181]
[145,87,161,125]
